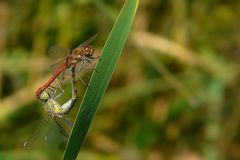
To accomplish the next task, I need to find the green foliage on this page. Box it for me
[0,0,240,159]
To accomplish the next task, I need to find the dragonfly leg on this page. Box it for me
[47,86,58,98]
[89,55,99,60]
[85,57,99,73]
[53,80,65,100]
[76,61,88,86]
[81,58,96,79]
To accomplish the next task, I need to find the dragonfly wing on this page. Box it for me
[22,116,50,148]
[23,116,68,148]
[59,69,66,81]
[77,34,97,48]
[48,45,70,61]
[54,117,73,138]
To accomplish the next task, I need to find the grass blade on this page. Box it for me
[63,0,139,159]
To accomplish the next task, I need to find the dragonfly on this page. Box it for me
[36,35,98,100]
[29,36,98,147]
[24,66,77,147]
[40,66,77,117]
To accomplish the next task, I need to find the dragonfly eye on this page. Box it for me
[84,46,89,52]
[84,46,94,56]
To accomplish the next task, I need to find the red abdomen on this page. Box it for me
[36,63,67,98]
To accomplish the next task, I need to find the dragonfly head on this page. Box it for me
[39,91,50,101]
[83,45,94,57]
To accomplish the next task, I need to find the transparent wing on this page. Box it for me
[54,117,73,138]
[77,34,97,48]
[22,116,50,148]
[48,45,69,82]
[49,59,66,81]
[48,45,70,61]
[23,116,68,149]
[74,60,96,86]
[39,117,69,147]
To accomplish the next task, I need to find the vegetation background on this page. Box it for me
[0,0,239,160]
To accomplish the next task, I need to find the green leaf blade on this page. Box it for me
[63,0,139,159]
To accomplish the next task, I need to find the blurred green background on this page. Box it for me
[0,0,239,160]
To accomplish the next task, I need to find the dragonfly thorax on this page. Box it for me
[72,45,94,57]
[45,99,63,118]
[83,45,94,56]
[66,55,82,67]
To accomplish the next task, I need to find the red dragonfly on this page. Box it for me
[36,35,98,99]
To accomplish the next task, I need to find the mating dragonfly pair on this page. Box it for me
[33,35,98,142]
